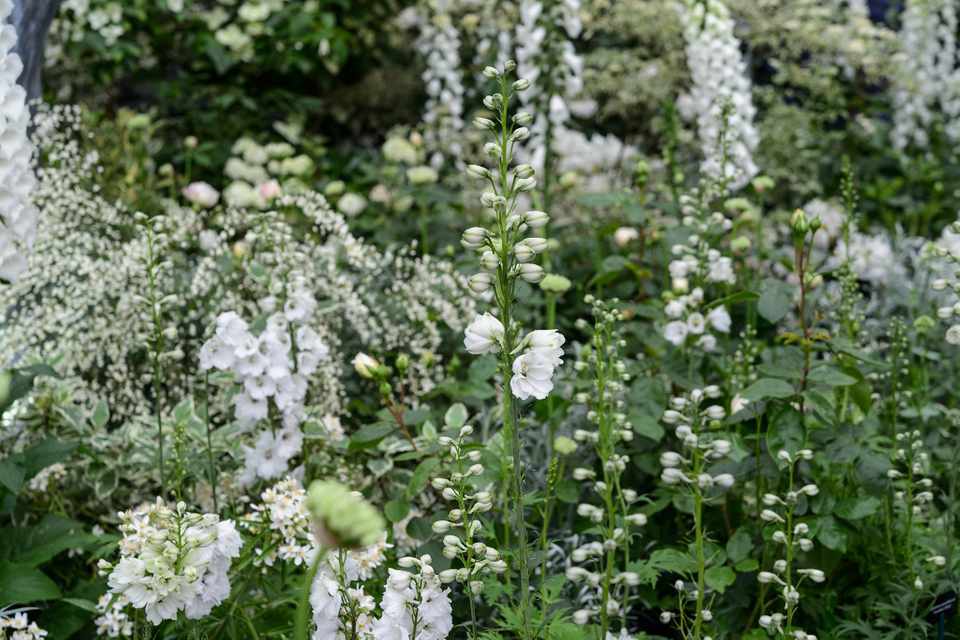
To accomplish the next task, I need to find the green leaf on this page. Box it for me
[444,404,469,430]
[742,378,795,402]
[735,558,759,572]
[757,278,794,324]
[649,548,697,574]
[726,528,753,563]
[0,562,61,606]
[705,566,736,593]
[62,598,98,613]
[91,400,110,429]
[807,367,857,387]
[704,290,759,310]
[406,458,440,499]
[834,496,881,521]
[349,423,394,446]
[815,515,848,552]
[767,407,805,460]
[384,499,410,523]
[630,412,664,443]
[22,439,76,477]
[0,458,25,493]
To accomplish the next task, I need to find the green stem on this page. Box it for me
[294,547,328,640]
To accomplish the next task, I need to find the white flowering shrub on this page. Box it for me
[5,4,960,640]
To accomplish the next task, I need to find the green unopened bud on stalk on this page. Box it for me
[480,250,499,271]
[510,127,530,142]
[515,177,537,192]
[790,209,808,234]
[553,436,578,456]
[352,353,380,379]
[515,243,535,263]
[513,112,533,126]
[513,78,530,91]
[514,164,535,179]
[483,66,499,78]
[306,480,385,549]
[523,237,548,253]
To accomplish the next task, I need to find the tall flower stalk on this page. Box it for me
[461,61,563,640]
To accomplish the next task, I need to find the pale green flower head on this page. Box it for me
[553,436,577,456]
[306,480,385,549]
[540,274,572,294]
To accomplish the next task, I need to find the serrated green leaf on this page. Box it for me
[757,278,794,324]
[807,366,857,386]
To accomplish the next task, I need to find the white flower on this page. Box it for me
[947,324,960,345]
[464,312,505,355]
[526,328,565,365]
[614,226,639,247]
[182,181,220,208]
[707,306,731,333]
[687,312,706,335]
[511,349,557,400]
[337,193,368,217]
[106,500,241,625]
[664,320,689,346]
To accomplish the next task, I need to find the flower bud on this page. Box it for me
[513,78,530,91]
[461,227,488,249]
[517,263,545,283]
[468,273,495,293]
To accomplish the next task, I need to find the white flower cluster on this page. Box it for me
[94,594,134,638]
[464,313,565,400]
[242,476,315,567]
[663,288,732,351]
[310,541,394,639]
[221,135,312,209]
[891,0,958,150]
[660,387,735,492]
[27,463,67,493]
[929,220,960,344]
[48,0,125,68]
[99,499,242,625]
[677,0,759,190]
[371,558,454,640]
[0,1,39,284]
[411,0,465,168]
[832,229,904,287]
[199,279,328,484]
[0,612,47,640]
[431,423,505,594]
[756,448,823,639]
[662,190,736,350]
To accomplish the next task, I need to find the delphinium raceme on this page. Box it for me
[931,219,960,346]
[0,0,39,284]
[566,297,646,639]
[432,418,505,639]
[658,386,736,640]
[754,448,823,640]
[460,60,563,639]
[662,184,735,355]
[98,499,243,626]
[676,0,759,190]
[373,556,455,640]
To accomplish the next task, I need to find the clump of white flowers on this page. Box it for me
[372,557,454,640]
[891,0,958,150]
[99,499,242,624]
[221,134,311,209]
[0,0,39,283]
[659,386,736,638]
[929,220,960,345]
[0,611,48,640]
[567,298,646,637]
[94,594,134,638]
[755,449,823,639]
[309,543,393,639]
[410,0,465,168]
[242,476,315,568]
[26,463,67,493]
[662,189,736,350]
[200,275,328,484]
[677,0,759,190]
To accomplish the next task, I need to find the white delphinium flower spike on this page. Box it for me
[0,0,39,283]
